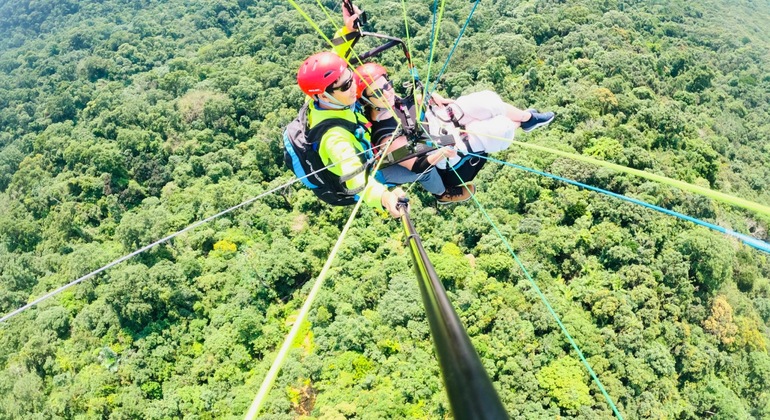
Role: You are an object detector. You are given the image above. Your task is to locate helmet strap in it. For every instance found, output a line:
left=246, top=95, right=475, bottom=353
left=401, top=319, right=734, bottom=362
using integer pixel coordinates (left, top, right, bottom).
left=359, top=96, right=375, bottom=107
left=361, top=95, right=390, bottom=112
left=371, top=107, right=393, bottom=122
left=315, top=94, right=349, bottom=110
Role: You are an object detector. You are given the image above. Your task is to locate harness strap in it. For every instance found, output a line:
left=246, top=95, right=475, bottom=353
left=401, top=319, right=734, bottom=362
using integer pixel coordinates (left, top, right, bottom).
left=308, top=114, right=371, bottom=198
left=445, top=105, right=476, bottom=154
left=339, top=183, right=365, bottom=196
left=396, top=98, right=419, bottom=140
left=331, top=30, right=360, bottom=46
left=338, top=165, right=366, bottom=183
left=376, top=132, right=456, bottom=169
left=378, top=142, right=434, bottom=168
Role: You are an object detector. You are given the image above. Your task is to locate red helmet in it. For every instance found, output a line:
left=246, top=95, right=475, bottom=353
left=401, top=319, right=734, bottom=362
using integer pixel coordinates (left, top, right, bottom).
left=354, top=62, right=388, bottom=98
left=297, top=52, right=348, bottom=96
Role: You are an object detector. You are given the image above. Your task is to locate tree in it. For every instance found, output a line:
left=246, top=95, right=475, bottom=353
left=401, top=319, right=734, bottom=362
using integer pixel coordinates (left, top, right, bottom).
left=675, top=230, right=734, bottom=294
left=703, top=295, right=738, bottom=347
left=376, top=275, right=423, bottom=328
left=536, top=356, right=593, bottom=413
left=683, top=376, right=750, bottom=419
left=2, top=0, right=770, bottom=417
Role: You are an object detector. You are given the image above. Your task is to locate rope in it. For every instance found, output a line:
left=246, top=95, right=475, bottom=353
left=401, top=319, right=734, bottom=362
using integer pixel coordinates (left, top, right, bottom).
left=400, top=0, right=419, bottom=86
left=429, top=0, right=481, bottom=94
left=0, top=148, right=375, bottom=324
left=466, top=152, right=770, bottom=254
left=418, top=0, right=447, bottom=120
left=244, top=99, right=405, bottom=417
left=447, top=166, right=626, bottom=420
left=244, top=196, right=366, bottom=418
left=287, top=0, right=336, bottom=46
left=426, top=0, right=440, bottom=77
left=316, top=0, right=341, bottom=28
left=433, top=122, right=770, bottom=218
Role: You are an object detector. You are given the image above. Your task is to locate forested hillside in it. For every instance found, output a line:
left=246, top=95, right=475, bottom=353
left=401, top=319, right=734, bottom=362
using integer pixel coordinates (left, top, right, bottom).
left=1, top=0, right=769, bottom=418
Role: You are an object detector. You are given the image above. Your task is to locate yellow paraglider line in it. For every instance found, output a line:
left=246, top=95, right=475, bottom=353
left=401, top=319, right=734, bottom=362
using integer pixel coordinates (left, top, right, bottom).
left=421, top=120, right=770, bottom=219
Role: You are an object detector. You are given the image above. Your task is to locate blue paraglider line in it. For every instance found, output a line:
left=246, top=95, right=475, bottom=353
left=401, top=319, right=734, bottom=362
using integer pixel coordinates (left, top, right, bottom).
left=466, top=152, right=770, bottom=255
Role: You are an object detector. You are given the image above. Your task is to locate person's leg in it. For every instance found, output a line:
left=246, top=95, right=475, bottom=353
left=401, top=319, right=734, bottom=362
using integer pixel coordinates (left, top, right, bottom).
left=453, top=91, right=506, bottom=124
left=502, top=102, right=557, bottom=130
left=466, top=116, right=517, bottom=153
left=451, top=90, right=553, bottom=131
left=504, top=104, right=531, bottom=122
left=414, top=166, right=446, bottom=196
left=452, top=91, right=552, bottom=128
left=519, top=109, right=555, bottom=132
left=376, top=165, right=446, bottom=195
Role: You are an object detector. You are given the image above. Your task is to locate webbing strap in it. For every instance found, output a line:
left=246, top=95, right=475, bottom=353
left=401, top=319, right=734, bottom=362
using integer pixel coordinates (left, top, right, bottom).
left=378, top=142, right=435, bottom=168
left=338, top=165, right=366, bottom=184
left=445, top=105, right=475, bottom=153
left=331, top=30, right=360, bottom=46
left=396, top=99, right=418, bottom=138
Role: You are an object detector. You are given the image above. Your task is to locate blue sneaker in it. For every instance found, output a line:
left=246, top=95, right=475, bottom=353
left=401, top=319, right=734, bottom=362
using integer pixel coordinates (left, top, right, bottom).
left=520, top=110, right=555, bottom=132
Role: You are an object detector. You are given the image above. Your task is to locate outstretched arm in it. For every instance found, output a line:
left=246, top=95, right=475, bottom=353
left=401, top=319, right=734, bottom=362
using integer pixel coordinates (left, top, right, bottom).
left=332, top=2, right=363, bottom=59
left=342, top=2, right=363, bottom=31
left=415, top=90, right=455, bottom=108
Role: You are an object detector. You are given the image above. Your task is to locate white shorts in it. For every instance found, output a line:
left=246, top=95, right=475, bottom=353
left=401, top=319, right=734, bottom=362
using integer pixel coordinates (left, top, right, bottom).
left=425, top=91, right=517, bottom=169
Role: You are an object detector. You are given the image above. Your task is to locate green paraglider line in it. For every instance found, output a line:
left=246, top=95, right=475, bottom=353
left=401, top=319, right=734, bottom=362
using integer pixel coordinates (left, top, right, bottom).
left=400, top=0, right=420, bottom=87
left=245, top=146, right=403, bottom=419
left=315, top=0, right=340, bottom=27
left=418, top=0, right=447, bottom=120
left=447, top=167, right=626, bottom=420
left=429, top=0, right=482, bottom=94
left=244, top=197, right=366, bottom=420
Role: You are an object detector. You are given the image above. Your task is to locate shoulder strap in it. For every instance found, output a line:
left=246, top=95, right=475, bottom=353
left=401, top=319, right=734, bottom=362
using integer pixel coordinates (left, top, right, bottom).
left=332, top=31, right=360, bottom=46
left=446, top=105, right=476, bottom=154
left=395, top=97, right=419, bottom=139
left=307, top=117, right=369, bottom=197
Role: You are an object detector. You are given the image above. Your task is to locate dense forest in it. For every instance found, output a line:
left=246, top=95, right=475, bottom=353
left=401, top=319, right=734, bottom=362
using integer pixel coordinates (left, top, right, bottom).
left=1, top=0, right=769, bottom=418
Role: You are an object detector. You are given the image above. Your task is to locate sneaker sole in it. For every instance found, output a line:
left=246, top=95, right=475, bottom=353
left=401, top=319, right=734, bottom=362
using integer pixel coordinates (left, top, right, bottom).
left=436, top=186, right=475, bottom=204
left=522, top=115, right=555, bottom=132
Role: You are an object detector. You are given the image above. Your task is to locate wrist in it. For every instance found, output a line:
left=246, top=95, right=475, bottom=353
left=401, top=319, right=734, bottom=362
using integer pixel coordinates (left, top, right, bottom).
left=380, top=190, right=391, bottom=209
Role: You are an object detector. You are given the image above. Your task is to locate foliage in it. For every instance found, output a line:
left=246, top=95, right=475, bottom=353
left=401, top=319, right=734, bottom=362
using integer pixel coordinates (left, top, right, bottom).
left=536, top=356, right=593, bottom=412
left=0, top=0, right=769, bottom=418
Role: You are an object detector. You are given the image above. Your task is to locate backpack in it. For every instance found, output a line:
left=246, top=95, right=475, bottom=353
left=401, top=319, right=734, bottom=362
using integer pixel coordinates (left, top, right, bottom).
left=282, top=103, right=369, bottom=206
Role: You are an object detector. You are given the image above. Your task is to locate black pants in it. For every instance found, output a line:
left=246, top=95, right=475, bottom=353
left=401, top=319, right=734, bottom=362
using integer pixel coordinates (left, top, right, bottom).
left=439, top=152, right=488, bottom=187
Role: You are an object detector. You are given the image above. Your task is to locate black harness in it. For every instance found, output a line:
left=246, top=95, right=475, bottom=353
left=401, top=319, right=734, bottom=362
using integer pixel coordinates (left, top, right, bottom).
left=307, top=117, right=372, bottom=198
left=373, top=95, right=455, bottom=169
left=444, top=104, right=477, bottom=154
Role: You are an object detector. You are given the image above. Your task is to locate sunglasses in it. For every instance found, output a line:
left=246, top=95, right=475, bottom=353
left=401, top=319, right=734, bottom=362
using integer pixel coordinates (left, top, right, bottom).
left=327, top=74, right=354, bottom=93
left=367, top=80, right=393, bottom=99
